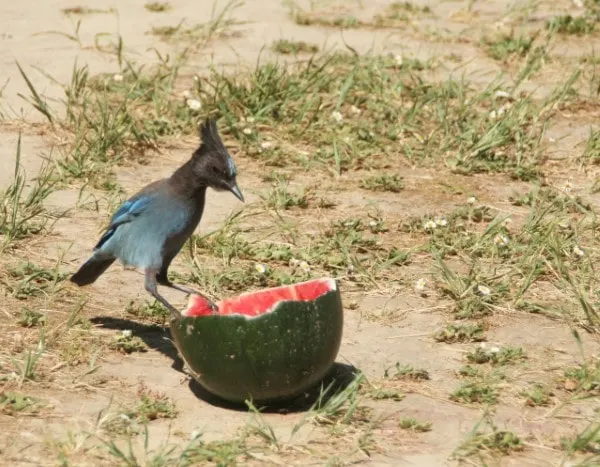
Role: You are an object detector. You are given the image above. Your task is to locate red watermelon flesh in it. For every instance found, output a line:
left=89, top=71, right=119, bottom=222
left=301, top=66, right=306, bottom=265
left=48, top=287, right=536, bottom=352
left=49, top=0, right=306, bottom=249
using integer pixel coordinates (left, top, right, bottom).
left=182, top=278, right=335, bottom=318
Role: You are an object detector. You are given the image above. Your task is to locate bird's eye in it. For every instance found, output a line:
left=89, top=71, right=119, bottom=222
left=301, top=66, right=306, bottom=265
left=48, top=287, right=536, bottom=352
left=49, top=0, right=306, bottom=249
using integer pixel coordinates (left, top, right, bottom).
left=211, top=166, right=220, bottom=175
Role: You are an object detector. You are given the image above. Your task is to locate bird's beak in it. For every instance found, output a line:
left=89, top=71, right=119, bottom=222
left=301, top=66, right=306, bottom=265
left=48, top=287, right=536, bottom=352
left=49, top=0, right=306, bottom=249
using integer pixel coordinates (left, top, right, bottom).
left=229, top=182, right=244, bottom=202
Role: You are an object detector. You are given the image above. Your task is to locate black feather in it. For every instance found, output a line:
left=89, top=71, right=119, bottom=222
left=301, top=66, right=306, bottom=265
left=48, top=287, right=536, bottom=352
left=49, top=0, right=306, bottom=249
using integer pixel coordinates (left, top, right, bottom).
left=70, top=256, right=116, bottom=286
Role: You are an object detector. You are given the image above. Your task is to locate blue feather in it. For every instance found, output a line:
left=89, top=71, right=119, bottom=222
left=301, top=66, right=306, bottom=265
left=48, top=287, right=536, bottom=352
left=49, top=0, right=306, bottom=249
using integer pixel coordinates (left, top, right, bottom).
left=95, top=195, right=154, bottom=250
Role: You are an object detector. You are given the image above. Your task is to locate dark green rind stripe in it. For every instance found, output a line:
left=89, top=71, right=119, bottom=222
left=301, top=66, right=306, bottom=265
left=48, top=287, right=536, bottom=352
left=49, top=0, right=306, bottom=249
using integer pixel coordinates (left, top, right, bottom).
left=170, top=286, right=343, bottom=404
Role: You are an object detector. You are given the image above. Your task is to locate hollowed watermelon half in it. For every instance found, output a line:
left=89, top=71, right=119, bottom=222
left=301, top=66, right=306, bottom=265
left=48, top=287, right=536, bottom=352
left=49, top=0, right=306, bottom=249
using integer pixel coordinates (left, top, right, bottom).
left=169, top=277, right=343, bottom=404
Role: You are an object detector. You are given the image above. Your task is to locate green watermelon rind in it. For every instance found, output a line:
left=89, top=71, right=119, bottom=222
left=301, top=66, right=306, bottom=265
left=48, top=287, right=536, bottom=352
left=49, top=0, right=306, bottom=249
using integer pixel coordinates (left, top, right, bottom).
left=169, top=279, right=343, bottom=404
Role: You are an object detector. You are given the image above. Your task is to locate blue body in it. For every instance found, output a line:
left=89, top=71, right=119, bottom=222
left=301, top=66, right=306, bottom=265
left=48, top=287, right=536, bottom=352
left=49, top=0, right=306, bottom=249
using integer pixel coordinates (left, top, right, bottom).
left=93, top=180, right=206, bottom=271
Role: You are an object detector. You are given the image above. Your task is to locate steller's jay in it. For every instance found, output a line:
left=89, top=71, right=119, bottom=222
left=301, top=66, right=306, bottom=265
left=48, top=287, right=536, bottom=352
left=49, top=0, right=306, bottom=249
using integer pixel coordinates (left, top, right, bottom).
left=70, top=117, right=244, bottom=318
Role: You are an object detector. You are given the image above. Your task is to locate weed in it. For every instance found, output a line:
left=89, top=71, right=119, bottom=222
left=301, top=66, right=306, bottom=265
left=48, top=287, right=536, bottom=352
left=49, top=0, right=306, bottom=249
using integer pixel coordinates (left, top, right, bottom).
left=580, top=128, right=600, bottom=166
left=434, top=323, right=486, bottom=343
left=0, top=135, right=56, bottom=249
left=125, top=300, right=170, bottom=325
left=62, top=7, right=116, bottom=15
left=561, top=421, right=600, bottom=457
left=6, top=261, right=68, bottom=299
left=144, top=1, right=171, bottom=12
left=455, top=423, right=523, bottom=458
left=17, top=308, right=46, bottom=328
left=360, top=174, right=404, bottom=193
left=128, top=383, right=177, bottom=422
left=484, top=34, right=534, bottom=61
left=521, top=383, right=552, bottom=406
left=384, top=363, right=430, bottom=381
left=548, top=15, right=596, bottom=35
left=451, top=382, right=498, bottom=405
left=466, top=345, right=526, bottom=366
left=0, top=391, right=40, bottom=414
left=271, top=39, right=318, bottom=55
left=399, top=417, right=432, bottom=432
left=109, top=331, right=148, bottom=354
left=11, top=340, right=45, bottom=383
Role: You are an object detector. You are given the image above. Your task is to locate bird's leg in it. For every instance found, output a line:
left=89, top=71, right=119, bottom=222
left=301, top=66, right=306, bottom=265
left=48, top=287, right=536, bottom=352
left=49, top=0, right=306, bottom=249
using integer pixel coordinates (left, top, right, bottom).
left=157, top=269, right=218, bottom=314
left=144, top=269, right=181, bottom=320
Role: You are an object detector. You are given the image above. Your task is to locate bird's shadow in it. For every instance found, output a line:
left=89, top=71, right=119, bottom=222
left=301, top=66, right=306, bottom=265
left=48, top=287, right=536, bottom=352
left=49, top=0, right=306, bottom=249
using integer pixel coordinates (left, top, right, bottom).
left=91, top=316, right=359, bottom=414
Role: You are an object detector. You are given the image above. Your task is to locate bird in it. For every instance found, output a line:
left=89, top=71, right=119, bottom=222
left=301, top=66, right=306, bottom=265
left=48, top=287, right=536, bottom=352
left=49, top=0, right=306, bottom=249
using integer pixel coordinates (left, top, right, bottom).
left=70, top=117, right=244, bottom=318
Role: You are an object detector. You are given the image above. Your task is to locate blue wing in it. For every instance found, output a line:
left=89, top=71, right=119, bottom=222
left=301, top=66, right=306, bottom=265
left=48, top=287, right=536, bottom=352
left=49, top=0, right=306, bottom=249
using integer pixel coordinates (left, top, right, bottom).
left=94, top=195, right=154, bottom=250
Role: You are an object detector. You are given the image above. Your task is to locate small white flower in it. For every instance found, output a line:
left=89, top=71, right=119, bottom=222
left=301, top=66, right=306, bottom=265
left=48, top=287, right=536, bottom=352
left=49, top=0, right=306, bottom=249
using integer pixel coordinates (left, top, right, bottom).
left=477, top=284, right=491, bottom=296
left=331, top=110, right=343, bottom=123
left=121, top=330, right=132, bottom=338
left=113, top=73, right=124, bottom=82
left=289, top=258, right=300, bottom=267
left=182, top=90, right=192, bottom=99
left=246, top=116, right=255, bottom=123
left=254, top=263, right=267, bottom=274
left=573, top=245, right=585, bottom=257
left=494, top=233, right=509, bottom=247
left=414, top=278, right=427, bottom=295
left=424, top=220, right=437, bottom=231
left=562, top=180, right=573, bottom=193
left=350, top=105, right=361, bottom=115
left=242, top=128, right=253, bottom=135
left=119, top=413, right=131, bottom=421
left=369, top=220, right=378, bottom=227
left=558, top=219, right=570, bottom=230
left=573, top=0, right=584, bottom=8
left=347, top=264, right=354, bottom=275
left=467, top=196, right=477, bottom=205
left=489, top=110, right=498, bottom=120
left=480, top=342, right=487, bottom=349
left=260, top=141, right=274, bottom=150
left=193, top=75, right=200, bottom=82
left=434, top=217, right=448, bottom=227
left=494, top=90, right=511, bottom=99
left=186, top=98, right=202, bottom=111
left=394, top=54, right=403, bottom=67
left=490, top=346, right=500, bottom=353
left=190, top=429, right=202, bottom=440
left=299, top=261, right=311, bottom=273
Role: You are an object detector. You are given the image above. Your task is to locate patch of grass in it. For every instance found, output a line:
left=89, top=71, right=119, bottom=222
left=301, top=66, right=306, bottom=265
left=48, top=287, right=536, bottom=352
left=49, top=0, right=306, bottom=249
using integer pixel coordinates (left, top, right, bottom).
left=6, top=261, right=68, bottom=299
left=434, top=323, right=486, bottom=343
left=384, top=363, right=430, bottom=381
left=128, top=383, right=177, bottom=422
left=262, top=179, right=310, bottom=210
left=548, top=15, right=596, bottom=35
left=300, top=372, right=372, bottom=427
left=144, top=1, right=171, bottom=12
left=561, top=421, right=600, bottom=459
left=580, top=128, right=600, bottom=166
left=399, top=417, right=432, bottom=432
left=466, top=345, right=526, bottom=366
left=125, top=300, right=170, bottom=325
left=0, top=391, right=40, bottom=415
left=62, top=6, right=116, bottom=15
left=563, top=359, right=600, bottom=394
left=271, top=39, right=318, bottom=55
left=360, top=173, right=404, bottom=193
left=521, top=383, right=553, bottom=406
left=109, top=331, right=148, bottom=354
left=483, top=34, right=534, bottom=61
left=17, top=308, right=46, bottom=328
left=455, top=417, right=523, bottom=459
left=0, top=135, right=57, bottom=249
left=451, top=382, right=498, bottom=405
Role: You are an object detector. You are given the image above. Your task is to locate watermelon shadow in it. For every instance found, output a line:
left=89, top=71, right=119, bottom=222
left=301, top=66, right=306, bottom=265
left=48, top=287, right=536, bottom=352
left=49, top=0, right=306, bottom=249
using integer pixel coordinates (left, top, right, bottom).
left=90, top=316, right=359, bottom=413
left=187, top=361, right=359, bottom=413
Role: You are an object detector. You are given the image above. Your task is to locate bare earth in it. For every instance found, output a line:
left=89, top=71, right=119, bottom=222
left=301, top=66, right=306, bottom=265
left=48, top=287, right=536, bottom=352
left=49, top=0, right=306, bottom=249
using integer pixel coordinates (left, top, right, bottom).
left=1, top=0, right=600, bottom=466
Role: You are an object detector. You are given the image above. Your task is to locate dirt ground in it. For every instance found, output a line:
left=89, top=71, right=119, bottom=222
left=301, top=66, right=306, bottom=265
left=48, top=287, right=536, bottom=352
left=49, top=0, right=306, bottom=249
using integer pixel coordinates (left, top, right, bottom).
left=1, top=0, right=600, bottom=466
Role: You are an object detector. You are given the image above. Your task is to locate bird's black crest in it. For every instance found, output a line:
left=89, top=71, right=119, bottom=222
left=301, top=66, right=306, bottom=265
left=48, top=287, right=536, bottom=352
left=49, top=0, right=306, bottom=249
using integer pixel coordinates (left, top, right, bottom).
left=197, top=117, right=226, bottom=154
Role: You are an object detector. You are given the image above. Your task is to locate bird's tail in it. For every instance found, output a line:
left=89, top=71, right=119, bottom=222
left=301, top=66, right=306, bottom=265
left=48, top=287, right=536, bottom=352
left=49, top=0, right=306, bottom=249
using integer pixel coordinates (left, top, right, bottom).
left=70, top=255, right=116, bottom=286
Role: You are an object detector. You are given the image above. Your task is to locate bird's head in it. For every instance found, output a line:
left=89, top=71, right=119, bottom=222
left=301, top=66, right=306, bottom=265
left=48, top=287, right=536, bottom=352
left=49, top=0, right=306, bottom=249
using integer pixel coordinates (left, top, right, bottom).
left=191, top=118, right=244, bottom=202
